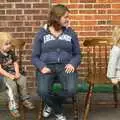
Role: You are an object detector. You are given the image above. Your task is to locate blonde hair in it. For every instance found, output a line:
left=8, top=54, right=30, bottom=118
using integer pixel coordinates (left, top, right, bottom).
left=112, top=26, right=120, bottom=46
left=0, top=32, right=15, bottom=48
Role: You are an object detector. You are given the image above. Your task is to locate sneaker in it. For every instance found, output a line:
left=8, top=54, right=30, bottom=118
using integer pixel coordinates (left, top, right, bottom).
left=15, top=102, right=19, bottom=109
left=43, top=105, right=52, bottom=117
left=22, top=99, right=35, bottom=110
left=8, top=101, right=20, bottom=118
left=55, top=114, right=66, bottom=120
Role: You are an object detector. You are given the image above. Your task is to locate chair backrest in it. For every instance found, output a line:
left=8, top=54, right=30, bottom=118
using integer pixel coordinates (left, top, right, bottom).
left=83, top=38, right=113, bottom=84
left=13, top=39, right=25, bottom=71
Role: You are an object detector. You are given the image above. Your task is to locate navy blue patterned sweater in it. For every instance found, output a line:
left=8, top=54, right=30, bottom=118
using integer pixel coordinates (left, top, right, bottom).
left=32, top=25, right=81, bottom=70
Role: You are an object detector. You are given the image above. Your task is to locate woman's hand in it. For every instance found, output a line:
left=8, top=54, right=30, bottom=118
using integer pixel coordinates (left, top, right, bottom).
left=65, top=64, right=75, bottom=73
left=41, top=67, right=51, bottom=74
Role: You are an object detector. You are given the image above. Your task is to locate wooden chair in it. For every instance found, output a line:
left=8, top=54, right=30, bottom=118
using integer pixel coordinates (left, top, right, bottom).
left=83, top=38, right=118, bottom=120
left=12, top=39, right=25, bottom=71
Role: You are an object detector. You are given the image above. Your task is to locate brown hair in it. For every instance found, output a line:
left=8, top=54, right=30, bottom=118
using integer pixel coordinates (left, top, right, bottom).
left=112, top=26, right=120, bottom=46
left=47, top=4, right=69, bottom=31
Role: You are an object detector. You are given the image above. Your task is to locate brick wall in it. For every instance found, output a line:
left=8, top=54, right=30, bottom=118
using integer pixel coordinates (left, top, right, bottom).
left=0, top=0, right=120, bottom=93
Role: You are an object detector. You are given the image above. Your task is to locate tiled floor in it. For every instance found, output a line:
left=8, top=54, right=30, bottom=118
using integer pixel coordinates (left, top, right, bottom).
left=0, top=92, right=120, bottom=120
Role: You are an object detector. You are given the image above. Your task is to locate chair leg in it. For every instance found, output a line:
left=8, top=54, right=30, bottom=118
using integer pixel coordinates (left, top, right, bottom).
left=113, top=84, right=118, bottom=108
left=73, top=95, right=80, bottom=120
left=38, top=97, right=44, bottom=120
left=83, top=83, right=93, bottom=120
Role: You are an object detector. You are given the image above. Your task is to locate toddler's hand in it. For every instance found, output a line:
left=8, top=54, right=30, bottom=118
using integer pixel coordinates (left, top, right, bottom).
left=15, top=73, right=21, bottom=79
left=111, top=79, right=118, bottom=84
left=9, top=74, right=16, bottom=80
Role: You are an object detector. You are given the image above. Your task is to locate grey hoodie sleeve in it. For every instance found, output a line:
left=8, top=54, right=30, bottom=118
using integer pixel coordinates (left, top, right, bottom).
left=32, top=30, right=46, bottom=70
left=69, top=31, right=81, bottom=68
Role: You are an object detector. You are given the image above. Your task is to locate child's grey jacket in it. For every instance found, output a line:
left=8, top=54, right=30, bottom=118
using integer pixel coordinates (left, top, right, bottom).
left=107, top=45, right=120, bottom=80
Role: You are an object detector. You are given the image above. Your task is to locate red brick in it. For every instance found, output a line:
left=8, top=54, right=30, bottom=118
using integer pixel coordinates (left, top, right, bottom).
left=25, top=21, right=41, bottom=26
left=112, top=15, right=120, bottom=20
left=96, top=0, right=112, bottom=3
left=112, top=4, right=120, bottom=9
left=24, top=0, right=40, bottom=2
left=98, top=10, right=106, bottom=14
left=26, top=16, right=32, bottom=20
left=0, top=4, right=12, bottom=9
left=85, top=4, right=93, bottom=8
left=70, top=21, right=79, bottom=25
left=25, top=44, right=32, bottom=49
left=70, top=0, right=96, bottom=3
left=95, top=15, right=111, bottom=20
left=0, top=10, right=5, bottom=14
left=33, top=3, right=49, bottom=8
left=79, top=10, right=96, bottom=14
left=97, top=31, right=112, bottom=36
left=79, top=21, right=96, bottom=25
left=70, top=10, right=79, bottom=14
left=69, top=15, right=84, bottom=20
left=67, top=4, right=83, bottom=9
left=0, top=16, right=15, bottom=20
left=7, top=0, right=22, bottom=2
left=12, top=33, right=24, bottom=38
left=41, top=0, right=49, bottom=2
left=107, top=10, right=120, bottom=14
left=84, top=15, right=95, bottom=20
left=52, top=0, right=68, bottom=3
left=0, top=27, right=15, bottom=32
left=16, top=27, right=32, bottom=32
left=15, top=3, right=31, bottom=8
left=6, top=10, right=22, bottom=14
left=33, top=15, right=48, bottom=20
left=94, top=4, right=111, bottom=8
left=112, top=21, right=120, bottom=25
left=94, top=26, right=112, bottom=31
left=0, top=22, right=8, bottom=26
left=80, top=32, right=96, bottom=36
left=24, top=10, right=40, bottom=14
left=111, top=0, right=120, bottom=3
left=8, top=21, right=23, bottom=26
left=25, top=32, right=35, bottom=38
left=16, top=16, right=26, bottom=20
left=41, top=9, right=49, bottom=14
left=84, top=26, right=93, bottom=31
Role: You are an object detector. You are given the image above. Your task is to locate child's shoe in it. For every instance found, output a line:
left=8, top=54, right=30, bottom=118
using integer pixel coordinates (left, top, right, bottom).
left=22, top=99, right=35, bottom=110
left=8, top=100, right=20, bottom=118
left=55, top=113, right=66, bottom=120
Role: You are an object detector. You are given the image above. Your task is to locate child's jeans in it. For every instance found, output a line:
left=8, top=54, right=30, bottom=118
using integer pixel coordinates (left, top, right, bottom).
left=4, top=74, right=30, bottom=102
left=0, top=76, right=6, bottom=92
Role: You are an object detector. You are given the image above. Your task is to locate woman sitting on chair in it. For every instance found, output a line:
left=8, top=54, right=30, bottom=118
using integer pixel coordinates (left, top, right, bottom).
left=32, top=4, right=81, bottom=120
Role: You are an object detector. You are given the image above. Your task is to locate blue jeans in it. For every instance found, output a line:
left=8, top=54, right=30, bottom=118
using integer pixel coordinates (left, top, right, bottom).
left=36, top=63, right=78, bottom=114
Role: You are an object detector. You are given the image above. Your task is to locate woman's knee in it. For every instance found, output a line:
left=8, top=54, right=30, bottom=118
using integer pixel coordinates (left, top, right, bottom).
left=37, top=87, right=49, bottom=96
left=67, top=86, right=76, bottom=96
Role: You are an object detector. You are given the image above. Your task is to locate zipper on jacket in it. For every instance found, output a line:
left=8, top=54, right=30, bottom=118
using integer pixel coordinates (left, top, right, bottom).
left=58, top=57, right=60, bottom=62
